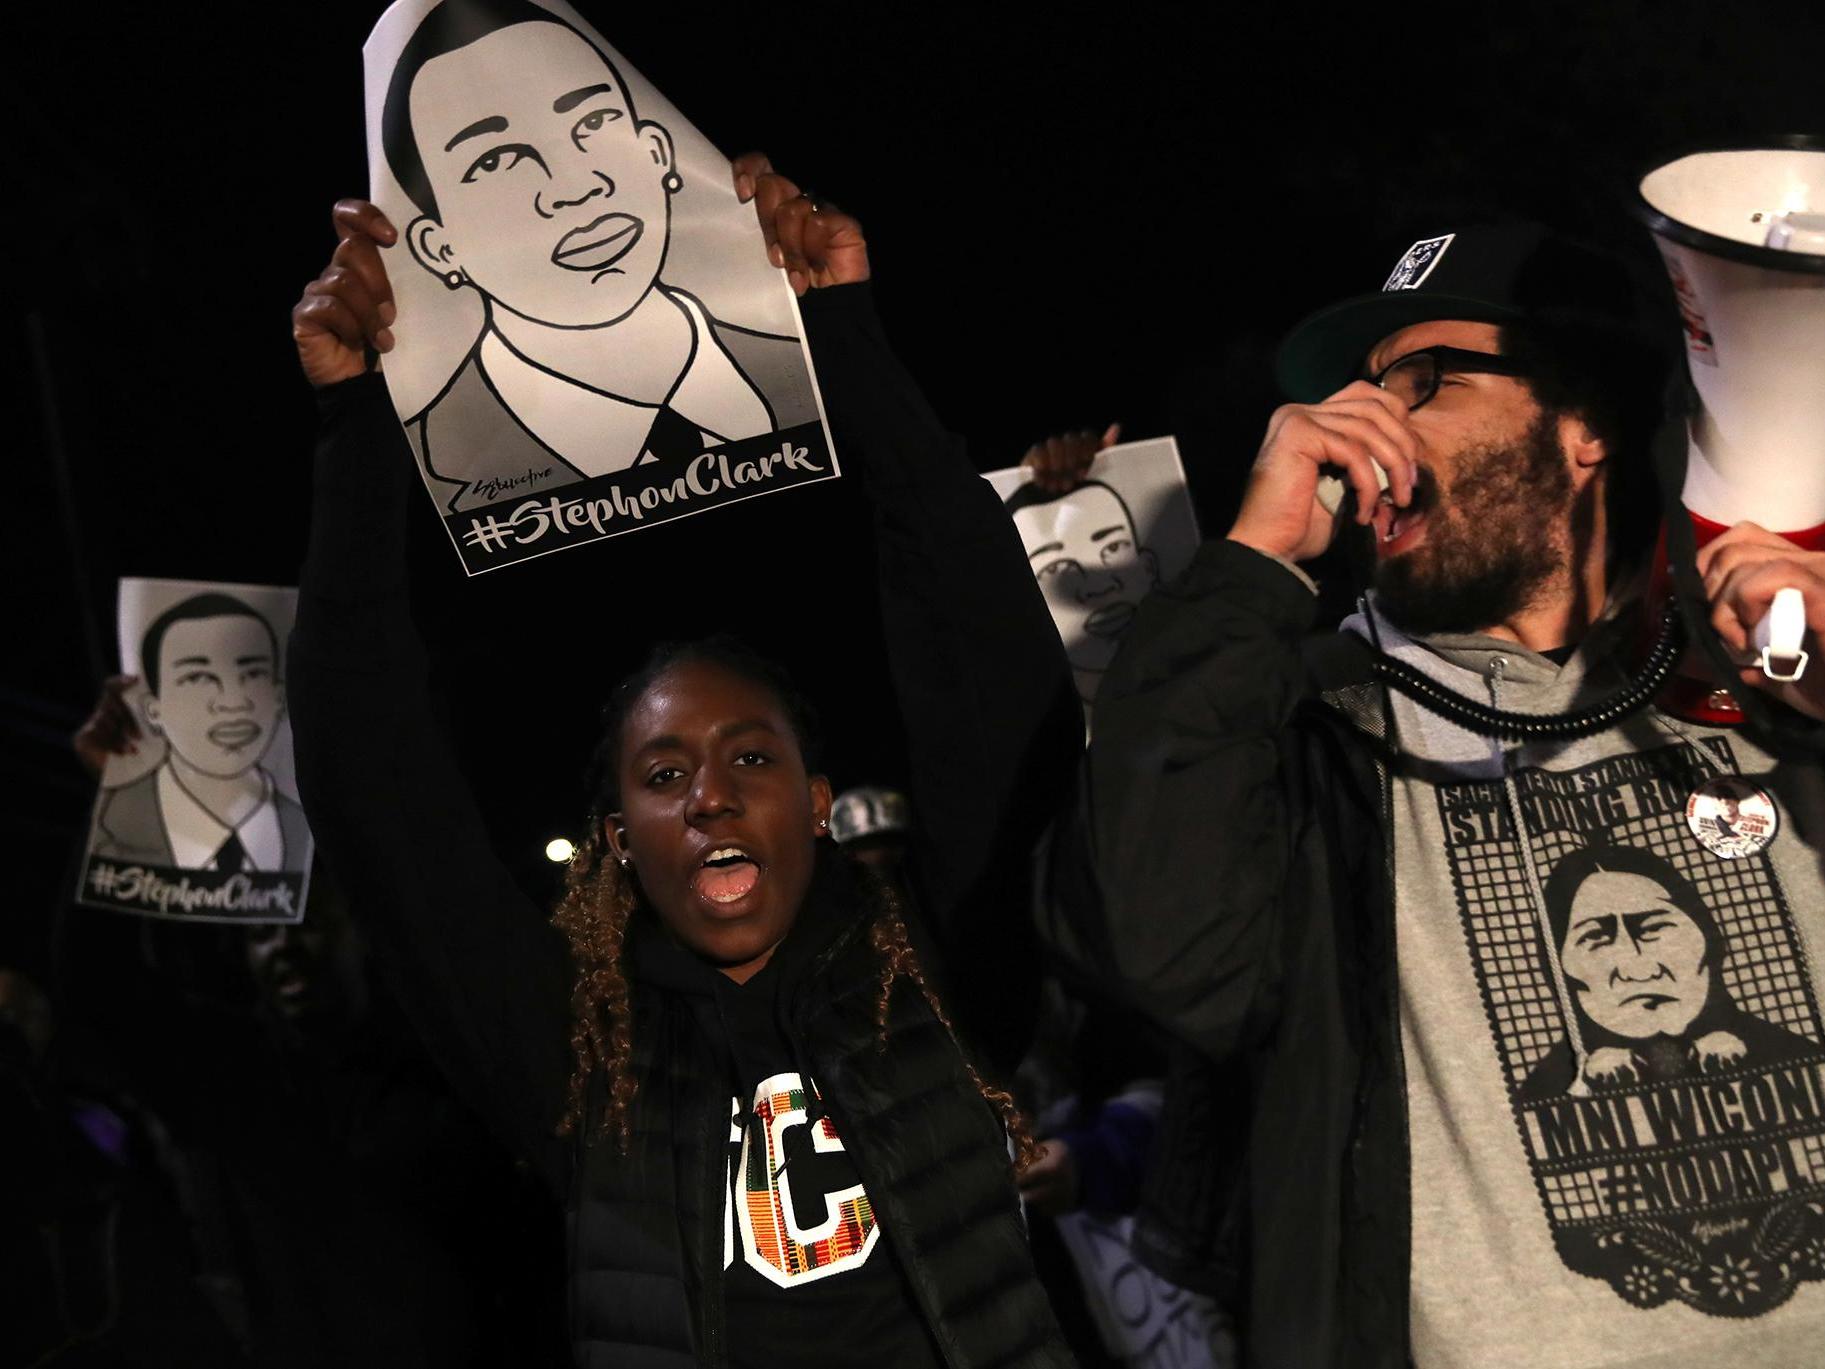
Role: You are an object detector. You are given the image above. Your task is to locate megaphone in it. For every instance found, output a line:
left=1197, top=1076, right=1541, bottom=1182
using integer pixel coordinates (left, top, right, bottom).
left=1637, top=138, right=1825, bottom=697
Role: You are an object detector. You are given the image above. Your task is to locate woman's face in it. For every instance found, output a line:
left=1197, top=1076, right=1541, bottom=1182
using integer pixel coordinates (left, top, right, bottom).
left=607, top=661, right=830, bottom=982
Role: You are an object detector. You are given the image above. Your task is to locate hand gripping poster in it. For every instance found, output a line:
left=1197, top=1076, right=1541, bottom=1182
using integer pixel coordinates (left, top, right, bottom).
left=363, top=0, right=839, bottom=574
left=985, top=438, right=1200, bottom=713
left=78, top=579, right=311, bottom=923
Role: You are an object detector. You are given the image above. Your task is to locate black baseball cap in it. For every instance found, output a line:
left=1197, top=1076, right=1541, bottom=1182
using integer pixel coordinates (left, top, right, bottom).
left=1275, top=222, right=1649, bottom=402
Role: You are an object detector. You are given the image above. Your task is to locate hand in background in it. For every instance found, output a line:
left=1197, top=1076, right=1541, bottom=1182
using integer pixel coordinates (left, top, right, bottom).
left=73, top=675, right=141, bottom=779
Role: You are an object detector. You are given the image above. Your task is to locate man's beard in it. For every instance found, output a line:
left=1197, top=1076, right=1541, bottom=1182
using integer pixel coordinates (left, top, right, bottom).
left=1374, top=411, right=1574, bottom=637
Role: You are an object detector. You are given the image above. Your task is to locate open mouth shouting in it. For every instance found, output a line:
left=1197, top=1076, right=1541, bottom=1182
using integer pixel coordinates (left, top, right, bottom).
left=1372, top=470, right=1436, bottom=556
left=692, top=845, right=762, bottom=907
left=552, top=212, right=644, bottom=273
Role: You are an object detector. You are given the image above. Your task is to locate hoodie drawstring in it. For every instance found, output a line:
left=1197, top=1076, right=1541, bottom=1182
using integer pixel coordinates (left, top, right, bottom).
left=1488, top=655, right=1594, bottom=1097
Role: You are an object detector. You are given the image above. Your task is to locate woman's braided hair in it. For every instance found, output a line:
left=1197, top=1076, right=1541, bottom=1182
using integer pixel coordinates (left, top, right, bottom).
left=550, top=637, right=1037, bottom=1170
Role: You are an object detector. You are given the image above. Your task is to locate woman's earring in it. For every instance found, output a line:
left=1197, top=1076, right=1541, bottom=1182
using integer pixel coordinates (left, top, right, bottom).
left=662, top=171, right=682, bottom=194
left=444, top=270, right=464, bottom=290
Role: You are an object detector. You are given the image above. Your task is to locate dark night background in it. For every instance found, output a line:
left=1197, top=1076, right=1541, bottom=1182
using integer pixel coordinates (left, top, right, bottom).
left=4, top=0, right=1822, bottom=977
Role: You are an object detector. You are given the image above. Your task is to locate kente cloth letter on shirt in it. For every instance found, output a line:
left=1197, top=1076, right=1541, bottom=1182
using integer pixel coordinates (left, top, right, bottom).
left=363, top=0, right=840, bottom=575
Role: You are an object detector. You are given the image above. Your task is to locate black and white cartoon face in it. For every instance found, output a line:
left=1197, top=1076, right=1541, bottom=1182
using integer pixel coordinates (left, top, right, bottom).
left=392, top=14, right=676, bottom=329
left=1007, top=480, right=1160, bottom=688
left=141, top=597, right=284, bottom=782
left=1559, top=869, right=1712, bottom=1040
left=364, top=0, right=840, bottom=572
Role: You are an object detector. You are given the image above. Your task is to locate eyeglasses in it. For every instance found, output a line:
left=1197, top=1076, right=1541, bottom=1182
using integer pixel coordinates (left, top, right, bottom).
left=1369, top=345, right=1534, bottom=411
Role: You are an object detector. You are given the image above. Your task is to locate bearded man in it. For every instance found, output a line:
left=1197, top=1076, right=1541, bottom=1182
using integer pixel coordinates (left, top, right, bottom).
left=1042, top=224, right=1825, bottom=1367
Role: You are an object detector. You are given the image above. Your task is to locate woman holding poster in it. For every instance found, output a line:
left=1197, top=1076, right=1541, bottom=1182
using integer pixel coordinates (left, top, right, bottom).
left=289, top=158, right=1079, bottom=1365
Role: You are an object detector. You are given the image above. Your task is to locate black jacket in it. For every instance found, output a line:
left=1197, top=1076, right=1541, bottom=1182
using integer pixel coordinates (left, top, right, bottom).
left=1039, top=539, right=1409, bottom=1368
left=290, top=284, right=1081, bottom=1367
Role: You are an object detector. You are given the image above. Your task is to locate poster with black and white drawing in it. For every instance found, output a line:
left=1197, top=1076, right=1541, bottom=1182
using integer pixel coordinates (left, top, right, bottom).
left=362, top=0, right=839, bottom=575
left=78, top=579, right=311, bottom=924
left=986, top=438, right=1199, bottom=710
left=1443, top=738, right=1825, bottom=1316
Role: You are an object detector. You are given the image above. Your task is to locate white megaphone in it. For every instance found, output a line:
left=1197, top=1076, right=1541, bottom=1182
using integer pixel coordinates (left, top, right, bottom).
left=1638, top=138, right=1825, bottom=688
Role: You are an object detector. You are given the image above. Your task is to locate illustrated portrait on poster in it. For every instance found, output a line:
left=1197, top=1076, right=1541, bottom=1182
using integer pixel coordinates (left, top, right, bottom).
left=79, top=579, right=311, bottom=923
left=363, top=0, right=839, bottom=574
left=986, top=438, right=1199, bottom=712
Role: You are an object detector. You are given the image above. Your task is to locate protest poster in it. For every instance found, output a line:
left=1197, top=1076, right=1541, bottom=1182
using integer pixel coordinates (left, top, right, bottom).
left=1054, top=1212, right=1235, bottom=1368
left=986, top=437, right=1200, bottom=711
left=78, top=579, right=311, bottom=924
left=362, top=0, right=840, bottom=575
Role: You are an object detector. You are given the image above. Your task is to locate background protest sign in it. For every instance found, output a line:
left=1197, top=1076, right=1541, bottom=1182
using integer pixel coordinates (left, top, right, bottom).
left=78, top=579, right=311, bottom=924
left=363, top=0, right=839, bottom=575
left=1055, top=1212, right=1235, bottom=1367
left=986, top=438, right=1200, bottom=713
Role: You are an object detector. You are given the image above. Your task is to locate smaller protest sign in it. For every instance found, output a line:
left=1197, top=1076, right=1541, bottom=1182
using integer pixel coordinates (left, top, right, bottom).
left=986, top=437, right=1201, bottom=712
left=77, top=579, right=311, bottom=924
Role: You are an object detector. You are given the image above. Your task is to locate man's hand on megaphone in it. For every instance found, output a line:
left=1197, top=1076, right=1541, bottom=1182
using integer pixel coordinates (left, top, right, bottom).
left=1227, top=381, right=1419, bottom=564
left=1699, top=521, right=1825, bottom=721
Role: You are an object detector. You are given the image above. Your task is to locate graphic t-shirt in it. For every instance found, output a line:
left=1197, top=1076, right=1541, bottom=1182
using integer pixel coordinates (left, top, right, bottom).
left=721, top=1070, right=940, bottom=1369
left=1358, top=611, right=1825, bottom=1368
left=702, top=951, right=940, bottom=1369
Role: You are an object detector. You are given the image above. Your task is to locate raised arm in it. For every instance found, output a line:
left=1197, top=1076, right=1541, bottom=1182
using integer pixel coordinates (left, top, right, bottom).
left=737, top=158, right=1079, bottom=1063
left=287, top=201, right=572, bottom=1185
left=1043, top=380, right=1415, bottom=1059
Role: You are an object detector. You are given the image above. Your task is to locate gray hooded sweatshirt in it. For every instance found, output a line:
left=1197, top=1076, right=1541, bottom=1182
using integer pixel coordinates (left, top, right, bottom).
left=1346, top=595, right=1825, bottom=1368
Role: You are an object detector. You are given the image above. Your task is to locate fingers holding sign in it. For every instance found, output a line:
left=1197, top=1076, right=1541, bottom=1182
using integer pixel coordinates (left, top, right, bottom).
left=1021, top=424, right=1123, bottom=495
left=733, top=152, right=870, bottom=296
left=292, top=199, right=400, bottom=389
left=73, top=675, right=142, bottom=779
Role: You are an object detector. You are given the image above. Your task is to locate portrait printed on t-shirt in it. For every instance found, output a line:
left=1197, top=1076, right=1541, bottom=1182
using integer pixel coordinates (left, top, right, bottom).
left=986, top=438, right=1200, bottom=717
left=362, top=0, right=839, bottom=574
left=1440, top=738, right=1825, bottom=1318
left=79, top=578, right=311, bottom=924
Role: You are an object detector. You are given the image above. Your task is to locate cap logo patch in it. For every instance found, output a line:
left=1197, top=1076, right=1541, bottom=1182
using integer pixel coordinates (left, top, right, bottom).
left=1383, top=234, right=1456, bottom=292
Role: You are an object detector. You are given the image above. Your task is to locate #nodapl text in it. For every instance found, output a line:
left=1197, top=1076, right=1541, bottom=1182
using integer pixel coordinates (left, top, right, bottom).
left=462, top=442, right=826, bottom=555
left=87, top=861, right=299, bottom=918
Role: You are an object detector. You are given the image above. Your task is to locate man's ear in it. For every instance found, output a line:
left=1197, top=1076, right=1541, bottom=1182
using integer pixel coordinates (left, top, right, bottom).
left=407, top=214, right=463, bottom=282
left=1559, top=412, right=1607, bottom=476
left=1138, top=546, right=1160, bottom=586
left=808, top=774, right=833, bottom=835
left=602, top=814, right=630, bottom=864
left=640, top=120, right=678, bottom=180
left=142, top=693, right=163, bottom=734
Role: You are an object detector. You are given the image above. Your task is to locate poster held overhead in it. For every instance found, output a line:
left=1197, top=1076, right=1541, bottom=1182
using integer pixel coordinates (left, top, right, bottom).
left=986, top=438, right=1201, bottom=715
left=78, top=579, right=312, bottom=924
left=362, top=0, right=840, bottom=575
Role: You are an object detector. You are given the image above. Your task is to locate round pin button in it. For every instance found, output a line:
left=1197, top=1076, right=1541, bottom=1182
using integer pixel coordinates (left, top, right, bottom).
left=1685, top=777, right=1778, bottom=858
